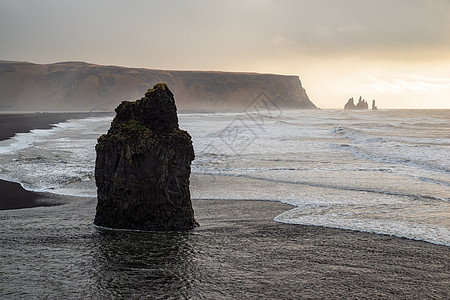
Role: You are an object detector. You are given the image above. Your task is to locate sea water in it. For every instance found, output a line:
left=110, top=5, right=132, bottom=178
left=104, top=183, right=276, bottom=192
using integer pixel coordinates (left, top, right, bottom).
left=0, top=110, right=449, bottom=246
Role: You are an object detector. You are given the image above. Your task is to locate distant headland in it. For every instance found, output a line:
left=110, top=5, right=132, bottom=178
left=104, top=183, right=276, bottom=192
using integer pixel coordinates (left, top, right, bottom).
left=344, top=96, right=378, bottom=110
left=0, top=60, right=317, bottom=112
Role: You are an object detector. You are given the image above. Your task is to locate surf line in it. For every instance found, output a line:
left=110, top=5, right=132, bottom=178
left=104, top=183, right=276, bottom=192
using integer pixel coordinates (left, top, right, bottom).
left=195, top=172, right=450, bottom=203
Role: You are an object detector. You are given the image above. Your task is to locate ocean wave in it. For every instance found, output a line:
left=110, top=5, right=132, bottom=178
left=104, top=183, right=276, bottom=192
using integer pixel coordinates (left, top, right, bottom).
left=1, top=110, right=449, bottom=247
left=194, top=171, right=450, bottom=203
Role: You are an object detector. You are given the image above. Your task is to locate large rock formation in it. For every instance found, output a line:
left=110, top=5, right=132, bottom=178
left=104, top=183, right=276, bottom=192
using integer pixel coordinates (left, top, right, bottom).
left=344, top=96, right=369, bottom=110
left=344, top=97, right=357, bottom=110
left=0, top=60, right=317, bottom=111
left=94, top=83, right=198, bottom=230
left=372, top=100, right=378, bottom=110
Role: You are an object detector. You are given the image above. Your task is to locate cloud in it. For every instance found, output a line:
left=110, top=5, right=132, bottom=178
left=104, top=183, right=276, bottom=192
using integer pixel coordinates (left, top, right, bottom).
left=337, top=22, right=365, bottom=34
left=362, top=74, right=450, bottom=94
left=1, top=0, right=450, bottom=70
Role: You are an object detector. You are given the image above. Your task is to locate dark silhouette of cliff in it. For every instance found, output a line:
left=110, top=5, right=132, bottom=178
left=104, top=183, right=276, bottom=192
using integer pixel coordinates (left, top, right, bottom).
left=0, top=60, right=317, bottom=112
left=344, top=96, right=369, bottom=110
left=94, top=83, right=197, bottom=230
left=372, top=100, right=378, bottom=110
left=344, top=97, right=357, bottom=110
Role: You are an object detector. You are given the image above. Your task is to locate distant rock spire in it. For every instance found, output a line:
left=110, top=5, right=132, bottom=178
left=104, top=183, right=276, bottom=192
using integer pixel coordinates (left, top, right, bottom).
left=344, top=96, right=369, bottom=110
left=344, top=97, right=356, bottom=110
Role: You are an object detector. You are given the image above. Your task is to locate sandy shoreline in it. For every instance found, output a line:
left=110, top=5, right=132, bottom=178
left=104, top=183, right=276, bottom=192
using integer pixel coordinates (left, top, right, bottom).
left=0, top=112, right=111, bottom=210
left=0, top=112, right=112, bottom=141
left=0, top=113, right=449, bottom=298
left=0, top=179, right=54, bottom=210
left=192, top=199, right=450, bottom=298
left=1, top=197, right=448, bottom=298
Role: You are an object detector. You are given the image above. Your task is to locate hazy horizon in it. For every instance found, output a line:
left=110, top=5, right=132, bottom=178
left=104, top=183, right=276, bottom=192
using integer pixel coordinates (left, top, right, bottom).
left=1, top=0, right=449, bottom=109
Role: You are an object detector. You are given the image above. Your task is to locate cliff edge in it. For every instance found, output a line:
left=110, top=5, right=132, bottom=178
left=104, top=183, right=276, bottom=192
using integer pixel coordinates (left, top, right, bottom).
left=0, top=61, right=317, bottom=111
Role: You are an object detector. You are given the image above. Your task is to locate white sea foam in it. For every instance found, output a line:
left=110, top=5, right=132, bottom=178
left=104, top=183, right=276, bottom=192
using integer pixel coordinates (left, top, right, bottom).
left=185, top=110, right=450, bottom=246
left=0, top=110, right=449, bottom=245
left=0, top=116, right=112, bottom=196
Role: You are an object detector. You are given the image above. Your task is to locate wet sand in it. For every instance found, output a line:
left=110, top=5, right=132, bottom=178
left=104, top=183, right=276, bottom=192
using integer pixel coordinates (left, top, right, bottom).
left=0, top=112, right=112, bottom=141
left=0, top=179, right=54, bottom=210
left=192, top=200, right=450, bottom=299
left=1, top=197, right=448, bottom=298
left=0, top=112, right=111, bottom=210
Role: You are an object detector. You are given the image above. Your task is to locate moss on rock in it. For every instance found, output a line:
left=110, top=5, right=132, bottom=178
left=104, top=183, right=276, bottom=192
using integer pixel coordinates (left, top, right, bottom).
left=94, top=83, right=197, bottom=231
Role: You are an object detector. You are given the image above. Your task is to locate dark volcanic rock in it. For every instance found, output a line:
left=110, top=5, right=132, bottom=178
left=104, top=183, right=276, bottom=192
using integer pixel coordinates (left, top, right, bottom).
left=356, top=96, right=369, bottom=110
left=344, top=97, right=356, bottom=110
left=372, top=100, right=378, bottom=110
left=344, top=96, right=369, bottom=110
left=94, top=83, right=198, bottom=230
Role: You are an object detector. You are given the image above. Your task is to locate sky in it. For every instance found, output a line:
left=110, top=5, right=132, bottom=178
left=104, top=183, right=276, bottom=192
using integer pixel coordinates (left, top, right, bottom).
left=1, top=0, right=450, bottom=109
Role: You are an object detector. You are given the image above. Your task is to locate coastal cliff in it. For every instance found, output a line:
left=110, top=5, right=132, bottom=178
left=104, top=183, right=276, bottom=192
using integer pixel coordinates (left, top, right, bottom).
left=0, top=60, right=316, bottom=111
left=94, top=83, right=197, bottom=230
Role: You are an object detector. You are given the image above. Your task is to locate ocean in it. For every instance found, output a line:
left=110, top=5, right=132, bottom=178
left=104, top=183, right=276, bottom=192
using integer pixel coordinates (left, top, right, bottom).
left=1, top=109, right=449, bottom=298
left=0, top=110, right=449, bottom=246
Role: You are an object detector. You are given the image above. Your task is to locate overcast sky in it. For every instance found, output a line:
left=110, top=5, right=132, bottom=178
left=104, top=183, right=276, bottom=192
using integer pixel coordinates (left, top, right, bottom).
left=1, top=0, right=450, bottom=108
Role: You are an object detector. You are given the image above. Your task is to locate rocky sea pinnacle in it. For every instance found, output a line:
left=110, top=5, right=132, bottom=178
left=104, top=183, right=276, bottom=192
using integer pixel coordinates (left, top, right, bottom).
left=94, top=83, right=198, bottom=230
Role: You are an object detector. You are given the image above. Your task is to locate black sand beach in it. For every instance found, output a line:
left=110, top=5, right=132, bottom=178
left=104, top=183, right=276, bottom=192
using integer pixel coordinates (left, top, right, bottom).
left=0, top=112, right=112, bottom=210
left=0, top=113, right=449, bottom=299
left=1, top=198, right=448, bottom=299
left=192, top=200, right=450, bottom=299
left=0, top=112, right=112, bottom=141
left=0, top=179, right=53, bottom=210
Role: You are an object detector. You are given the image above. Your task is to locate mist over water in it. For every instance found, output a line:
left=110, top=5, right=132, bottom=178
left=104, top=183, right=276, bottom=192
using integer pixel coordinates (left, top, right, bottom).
left=0, top=110, right=449, bottom=245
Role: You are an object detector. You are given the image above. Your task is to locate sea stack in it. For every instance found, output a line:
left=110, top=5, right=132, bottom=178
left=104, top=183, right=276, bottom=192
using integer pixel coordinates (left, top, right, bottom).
left=372, top=100, right=378, bottom=110
left=344, top=97, right=356, bottom=110
left=344, top=96, right=369, bottom=110
left=94, top=83, right=198, bottom=230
